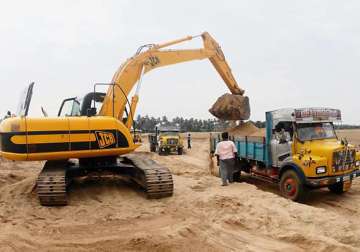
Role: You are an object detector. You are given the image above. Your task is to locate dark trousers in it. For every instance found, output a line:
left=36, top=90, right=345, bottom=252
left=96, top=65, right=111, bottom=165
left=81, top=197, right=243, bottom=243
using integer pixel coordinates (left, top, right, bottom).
left=219, top=158, right=235, bottom=185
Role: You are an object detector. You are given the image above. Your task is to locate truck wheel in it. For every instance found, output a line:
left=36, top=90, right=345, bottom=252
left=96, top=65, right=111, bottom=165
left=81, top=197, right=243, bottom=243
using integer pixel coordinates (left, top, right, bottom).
left=279, top=170, right=308, bottom=202
left=177, top=148, right=183, bottom=155
left=150, top=145, right=156, bottom=152
left=159, top=149, right=168, bottom=156
left=328, top=181, right=352, bottom=194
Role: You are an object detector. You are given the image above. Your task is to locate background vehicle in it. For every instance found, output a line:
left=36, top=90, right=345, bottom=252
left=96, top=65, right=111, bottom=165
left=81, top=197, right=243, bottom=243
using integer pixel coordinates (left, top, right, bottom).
left=149, top=126, right=184, bottom=155
left=210, top=107, right=360, bottom=202
left=0, top=32, right=248, bottom=206
left=131, top=129, right=142, bottom=143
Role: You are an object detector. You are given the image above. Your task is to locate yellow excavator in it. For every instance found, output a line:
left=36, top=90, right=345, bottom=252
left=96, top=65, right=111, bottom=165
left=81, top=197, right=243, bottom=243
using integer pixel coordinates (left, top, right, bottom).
left=0, top=32, right=249, bottom=206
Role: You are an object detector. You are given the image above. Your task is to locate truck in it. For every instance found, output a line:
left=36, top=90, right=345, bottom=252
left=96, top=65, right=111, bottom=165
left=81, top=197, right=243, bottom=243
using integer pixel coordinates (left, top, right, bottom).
left=149, top=126, right=184, bottom=155
left=210, top=107, right=360, bottom=202
left=131, top=129, right=142, bottom=143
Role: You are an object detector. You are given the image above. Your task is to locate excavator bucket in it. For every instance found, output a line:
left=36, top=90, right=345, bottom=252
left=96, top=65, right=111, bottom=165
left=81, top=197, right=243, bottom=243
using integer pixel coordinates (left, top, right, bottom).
left=209, top=93, right=250, bottom=120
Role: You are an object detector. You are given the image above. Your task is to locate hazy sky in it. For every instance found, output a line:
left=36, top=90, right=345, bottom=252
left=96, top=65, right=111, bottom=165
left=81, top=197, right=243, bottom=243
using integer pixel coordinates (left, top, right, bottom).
left=1, top=0, right=359, bottom=124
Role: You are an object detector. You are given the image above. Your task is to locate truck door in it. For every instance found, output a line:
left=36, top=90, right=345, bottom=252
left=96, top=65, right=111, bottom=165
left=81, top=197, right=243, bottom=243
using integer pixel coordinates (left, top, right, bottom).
left=271, top=122, right=292, bottom=167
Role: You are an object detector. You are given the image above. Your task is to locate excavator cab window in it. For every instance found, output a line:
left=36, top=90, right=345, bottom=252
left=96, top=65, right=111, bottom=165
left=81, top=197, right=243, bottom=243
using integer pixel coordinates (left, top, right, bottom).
left=58, top=92, right=106, bottom=117
left=16, top=82, right=34, bottom=117
left=58, top=97, right=81, bottom=117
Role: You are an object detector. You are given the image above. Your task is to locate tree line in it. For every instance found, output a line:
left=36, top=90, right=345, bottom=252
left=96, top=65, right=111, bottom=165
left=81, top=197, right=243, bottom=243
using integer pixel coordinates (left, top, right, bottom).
left=134, top=115, right=266, bottom=132
left=134, top=115, right=360, bottom=132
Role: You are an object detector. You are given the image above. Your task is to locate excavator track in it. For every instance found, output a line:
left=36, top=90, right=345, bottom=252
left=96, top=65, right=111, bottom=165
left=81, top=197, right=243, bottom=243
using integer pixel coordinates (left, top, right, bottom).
left=125, top=155, right=174, bottom=199
left=36, top=161, right=69, bottom=206
left=35, top=157, right=173, bottom=206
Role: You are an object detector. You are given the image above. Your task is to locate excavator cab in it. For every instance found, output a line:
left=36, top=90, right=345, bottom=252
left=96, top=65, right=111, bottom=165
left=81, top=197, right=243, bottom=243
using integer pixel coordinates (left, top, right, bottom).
left=57, top=92, right=106, bottom=117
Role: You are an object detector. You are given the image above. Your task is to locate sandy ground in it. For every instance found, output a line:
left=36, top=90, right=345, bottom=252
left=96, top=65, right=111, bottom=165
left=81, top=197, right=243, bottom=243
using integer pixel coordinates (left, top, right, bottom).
left=0, top=130, right=360, bottom=251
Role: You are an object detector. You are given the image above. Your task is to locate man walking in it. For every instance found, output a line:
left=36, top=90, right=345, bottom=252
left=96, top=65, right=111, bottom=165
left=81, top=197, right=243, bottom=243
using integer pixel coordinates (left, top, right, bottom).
left=215, top=132, right=237, bottom=186
left=187, top=133, right=191, bottom=149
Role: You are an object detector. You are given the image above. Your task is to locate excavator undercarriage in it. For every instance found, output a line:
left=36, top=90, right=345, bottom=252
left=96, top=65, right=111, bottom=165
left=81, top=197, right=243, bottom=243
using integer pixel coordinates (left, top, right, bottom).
left=36, top=155, right=173, bottom=206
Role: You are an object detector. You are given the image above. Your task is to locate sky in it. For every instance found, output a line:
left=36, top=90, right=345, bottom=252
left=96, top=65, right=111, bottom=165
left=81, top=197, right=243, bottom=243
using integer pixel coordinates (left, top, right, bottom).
left=0, top=0, right=359, bottom=124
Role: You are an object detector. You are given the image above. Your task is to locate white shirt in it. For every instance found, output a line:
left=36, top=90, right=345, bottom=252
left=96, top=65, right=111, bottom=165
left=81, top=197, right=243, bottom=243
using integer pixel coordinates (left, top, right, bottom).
left=215, top=140, right=237, bottom=160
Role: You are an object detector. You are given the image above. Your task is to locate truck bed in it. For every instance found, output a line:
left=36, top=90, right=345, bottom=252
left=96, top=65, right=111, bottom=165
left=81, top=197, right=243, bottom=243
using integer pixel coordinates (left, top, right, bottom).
left=210, top=133, right=267, bottom=163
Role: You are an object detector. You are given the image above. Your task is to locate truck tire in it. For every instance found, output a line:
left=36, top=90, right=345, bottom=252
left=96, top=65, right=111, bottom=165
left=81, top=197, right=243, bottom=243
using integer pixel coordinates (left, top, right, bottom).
left=158, top=148, right=168, bottom=156
left=238, top=158, right=250, bottom=173
left=177, top=148, right=183, bottom=155
left=328, top=181, right=352, bottom=194
left=150, top=145, right=156, bottom=152
left=279, top=170, right=308, bottom=202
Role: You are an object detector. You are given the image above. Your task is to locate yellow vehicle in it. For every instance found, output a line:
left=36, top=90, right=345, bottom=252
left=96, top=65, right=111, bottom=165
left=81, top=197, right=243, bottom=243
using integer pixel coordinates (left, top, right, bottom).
left=131, top=129, right=142, bottom=143
left=0, top=32, right=248, bottom=206
left=149, top=127, right=184, bottom=155
left=210, top=108, right=360, bottom=202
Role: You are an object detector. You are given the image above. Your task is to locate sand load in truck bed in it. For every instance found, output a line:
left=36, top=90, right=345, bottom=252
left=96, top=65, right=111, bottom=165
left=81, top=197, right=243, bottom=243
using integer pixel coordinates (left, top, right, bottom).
left=209, top=93, right=250, bottom=120
left=227, top=121, right=265, bottom=137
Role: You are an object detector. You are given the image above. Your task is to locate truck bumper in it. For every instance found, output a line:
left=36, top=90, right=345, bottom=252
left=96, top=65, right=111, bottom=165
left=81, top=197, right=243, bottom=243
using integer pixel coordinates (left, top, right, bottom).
left=160, top=146, right=179, bottom=152
left=306, top=169, right=360, bottom=188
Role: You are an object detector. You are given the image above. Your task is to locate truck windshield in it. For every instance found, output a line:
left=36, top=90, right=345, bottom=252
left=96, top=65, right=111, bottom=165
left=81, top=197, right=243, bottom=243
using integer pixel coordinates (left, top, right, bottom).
left=296, top=122, right=336, bottom=141
left=161, top=132, right=178, bottom=136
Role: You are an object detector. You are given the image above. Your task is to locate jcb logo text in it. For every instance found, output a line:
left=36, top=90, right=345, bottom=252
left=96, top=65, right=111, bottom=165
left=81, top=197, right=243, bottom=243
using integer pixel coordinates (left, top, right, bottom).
left=95, top=131, right=116, bottom=148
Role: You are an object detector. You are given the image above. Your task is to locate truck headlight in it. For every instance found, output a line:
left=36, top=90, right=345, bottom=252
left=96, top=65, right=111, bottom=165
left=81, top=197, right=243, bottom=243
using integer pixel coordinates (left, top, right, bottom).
left=316, top=166, right=326, bottom=174
left=356, top=161, right=360, bottom=167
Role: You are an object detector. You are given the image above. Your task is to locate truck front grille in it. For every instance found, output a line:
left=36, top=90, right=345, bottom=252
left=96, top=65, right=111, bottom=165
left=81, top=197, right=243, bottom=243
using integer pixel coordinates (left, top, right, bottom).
left=333, top=149, right=355, bottom=172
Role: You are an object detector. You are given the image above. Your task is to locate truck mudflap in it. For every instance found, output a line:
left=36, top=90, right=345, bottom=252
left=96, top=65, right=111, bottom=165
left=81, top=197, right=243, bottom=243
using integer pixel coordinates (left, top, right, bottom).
left=305, top=169, right=360, bottom=188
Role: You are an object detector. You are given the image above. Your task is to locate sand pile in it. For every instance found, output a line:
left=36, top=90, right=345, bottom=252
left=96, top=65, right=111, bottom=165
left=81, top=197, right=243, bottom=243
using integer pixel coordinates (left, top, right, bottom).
left=209, top=93, right=250, bottom=120
left=227, top=121, right=265, bottom=137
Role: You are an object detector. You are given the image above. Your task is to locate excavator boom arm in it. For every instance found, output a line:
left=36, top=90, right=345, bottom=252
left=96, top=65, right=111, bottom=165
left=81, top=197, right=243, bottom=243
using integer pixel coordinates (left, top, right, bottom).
left=99, top=32, right=245, bottom=126
left=201, top=33, right=244, bottom=95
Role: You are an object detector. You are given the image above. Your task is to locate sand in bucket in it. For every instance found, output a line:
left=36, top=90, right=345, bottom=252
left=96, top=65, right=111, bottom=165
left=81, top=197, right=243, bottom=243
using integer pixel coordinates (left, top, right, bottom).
left=209, top=93, right=250, bottom=120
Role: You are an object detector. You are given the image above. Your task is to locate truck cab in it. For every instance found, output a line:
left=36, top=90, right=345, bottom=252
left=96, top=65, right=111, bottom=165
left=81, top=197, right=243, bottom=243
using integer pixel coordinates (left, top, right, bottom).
left=149, top=126, right=184, bottom=155
left=211, top=107, right=360, bottom=202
